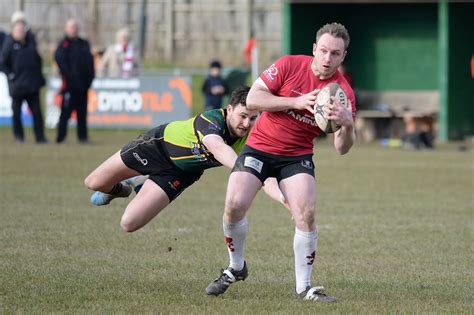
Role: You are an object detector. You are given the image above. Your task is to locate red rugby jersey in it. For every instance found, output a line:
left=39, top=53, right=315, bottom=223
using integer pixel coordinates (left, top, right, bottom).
left=246, top=55, right=356, bottom=156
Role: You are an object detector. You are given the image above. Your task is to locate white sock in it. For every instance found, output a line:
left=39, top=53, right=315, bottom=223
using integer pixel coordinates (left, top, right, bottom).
left=223, top=217, right=248, bottom=271
left=293, top=227, right=318, bottom=294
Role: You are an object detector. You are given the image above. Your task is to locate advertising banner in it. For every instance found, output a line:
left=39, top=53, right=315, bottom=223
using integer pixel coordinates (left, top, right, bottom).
left=45, top=76, right=192, bottom=129
left=0, top=72, right=33, bottom=126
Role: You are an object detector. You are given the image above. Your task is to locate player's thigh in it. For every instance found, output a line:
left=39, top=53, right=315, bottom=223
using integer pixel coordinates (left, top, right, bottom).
left=120, top=179, right=170, bottom=232
left=225, top=171, right=263, bottom=221
left=279, top=173, right=317, bottom=229
left=85, top=151, right=140, bottom=190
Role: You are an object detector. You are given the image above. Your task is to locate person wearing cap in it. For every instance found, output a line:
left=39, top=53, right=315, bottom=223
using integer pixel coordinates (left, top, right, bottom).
left=10, top=11, right=36, bottom=47
left=0, top=20, right=47, bottom=143
left=202, top=60, right=228, bottom=111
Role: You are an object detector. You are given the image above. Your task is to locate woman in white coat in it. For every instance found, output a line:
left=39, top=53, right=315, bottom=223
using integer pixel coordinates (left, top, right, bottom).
left=98, top=28, right=139, bottom=78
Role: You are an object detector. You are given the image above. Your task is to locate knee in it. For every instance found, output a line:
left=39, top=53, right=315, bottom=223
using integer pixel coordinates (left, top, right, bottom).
left=84, top=174, right=102, bottom=191
left=224, top=196, right=248, bottom=222
left=293, top=204, right=315, bottom=228
left=120, top=215, right=138, bottom=233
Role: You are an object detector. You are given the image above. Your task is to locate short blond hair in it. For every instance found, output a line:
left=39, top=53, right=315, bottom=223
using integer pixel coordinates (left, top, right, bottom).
left=116, top=28, right=130, bottom=42
left=316, top=22, right=350, bottom=50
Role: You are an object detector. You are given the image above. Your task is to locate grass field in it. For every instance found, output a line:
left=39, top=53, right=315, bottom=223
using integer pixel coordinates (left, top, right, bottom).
left=1, top=127, right=473, bottom=313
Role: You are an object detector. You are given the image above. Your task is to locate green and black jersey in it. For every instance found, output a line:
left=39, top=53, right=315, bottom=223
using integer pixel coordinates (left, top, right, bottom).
left=163, top=109, right=247, bottom=172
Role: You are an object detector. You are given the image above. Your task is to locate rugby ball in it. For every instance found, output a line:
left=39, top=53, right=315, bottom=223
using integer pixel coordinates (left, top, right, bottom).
left=314, top=83, right=349, bottom=133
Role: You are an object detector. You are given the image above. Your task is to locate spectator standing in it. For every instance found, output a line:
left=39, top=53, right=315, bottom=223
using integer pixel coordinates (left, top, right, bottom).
left=98, top=28, right=139, bottom=78
left=202, top=60, right=228, bottom=111
left=54, top=18, right=95, bottom=144
left=1, top=11, right=37, bottom=75
left=1, top=20, right=47, bottom=143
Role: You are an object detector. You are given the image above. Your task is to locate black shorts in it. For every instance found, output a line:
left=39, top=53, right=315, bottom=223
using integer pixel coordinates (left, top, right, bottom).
left=232, top=145, right=315, bottom=183
left=120, top=124, right=203, bottom=201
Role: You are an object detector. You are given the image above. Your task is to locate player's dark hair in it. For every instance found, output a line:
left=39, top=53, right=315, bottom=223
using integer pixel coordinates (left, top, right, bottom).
left=316, top=22, right=350, bottom=50
left=229, top=85, right=250, bottom=108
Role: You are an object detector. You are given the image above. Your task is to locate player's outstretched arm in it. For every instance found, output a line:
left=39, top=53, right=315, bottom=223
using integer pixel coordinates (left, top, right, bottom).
left=247, top=78, right=318, bottom=113
left=327, top=98, right=356, bottom=154
left=202, top=135, right=239, bottom=169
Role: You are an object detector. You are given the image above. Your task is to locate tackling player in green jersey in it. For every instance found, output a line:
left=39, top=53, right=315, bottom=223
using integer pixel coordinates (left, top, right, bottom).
left=84, top=86, right=286, bottom=233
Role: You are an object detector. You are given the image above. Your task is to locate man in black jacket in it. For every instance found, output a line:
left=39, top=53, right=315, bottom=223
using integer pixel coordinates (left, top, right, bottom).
left=1, top=20, right=47, bottom=143
left=54, top=18, right=95, bottom=143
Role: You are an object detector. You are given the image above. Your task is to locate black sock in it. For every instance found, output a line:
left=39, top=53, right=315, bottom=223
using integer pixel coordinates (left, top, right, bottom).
left=108, top=183, right=123, bottom=195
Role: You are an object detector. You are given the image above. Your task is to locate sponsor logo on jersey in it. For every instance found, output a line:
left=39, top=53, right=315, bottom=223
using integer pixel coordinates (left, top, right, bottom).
left=191, top=143, right=200, bottom=156
left=191, top=142, right=208, bottom=162
left=263, top=63, right=278, bottom=81
left=244, top=156, right=263, bottom=173
left=286, top=110, right=317, bottom=127
left=133, top=152, right=148, bottom=166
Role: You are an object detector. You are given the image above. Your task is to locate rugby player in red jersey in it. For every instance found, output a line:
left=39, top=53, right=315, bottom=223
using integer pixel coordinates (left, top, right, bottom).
left=206, top=23, right=356, bottom=302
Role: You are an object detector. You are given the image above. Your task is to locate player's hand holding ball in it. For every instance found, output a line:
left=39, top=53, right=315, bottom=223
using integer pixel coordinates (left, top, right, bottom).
left=293, top=89, right=320, bottom=114
left=324, top=96, right=353, bottom=128
left=314, top=83, right=352, bottom=133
